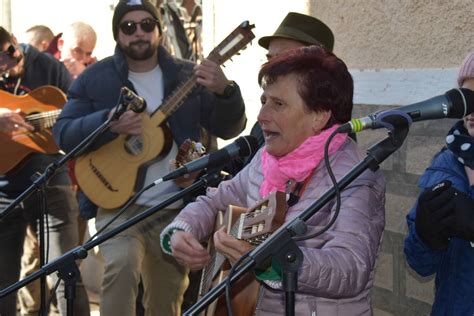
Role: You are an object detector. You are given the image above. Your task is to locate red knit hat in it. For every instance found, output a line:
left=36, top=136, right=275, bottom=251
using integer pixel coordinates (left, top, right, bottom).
left=458, top=52, right=474, bottom=87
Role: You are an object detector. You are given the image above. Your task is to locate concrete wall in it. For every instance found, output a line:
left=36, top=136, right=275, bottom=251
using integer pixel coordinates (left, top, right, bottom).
left=312, top=0, right=472, bottom=68
left=203, top=1, right=473, bottom=315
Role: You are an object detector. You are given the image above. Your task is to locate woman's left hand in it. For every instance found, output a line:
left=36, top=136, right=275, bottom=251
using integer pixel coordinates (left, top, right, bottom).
left=213, top=227, right=254, bottom=265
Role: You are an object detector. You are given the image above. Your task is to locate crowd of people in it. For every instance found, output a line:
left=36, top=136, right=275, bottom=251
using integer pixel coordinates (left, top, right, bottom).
left=0, top=0, right=472, bottom=315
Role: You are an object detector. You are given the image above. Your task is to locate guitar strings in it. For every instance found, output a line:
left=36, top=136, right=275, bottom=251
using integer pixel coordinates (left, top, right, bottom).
left=26, top=110, right=61, bottom=120
left=25, top=110, right=61, bottom=129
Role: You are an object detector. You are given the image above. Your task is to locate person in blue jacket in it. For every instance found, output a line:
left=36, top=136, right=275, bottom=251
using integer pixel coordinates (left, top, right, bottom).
left=404, top=51, right=474, bottom=315
left=0, top=26, right=90, bottom=316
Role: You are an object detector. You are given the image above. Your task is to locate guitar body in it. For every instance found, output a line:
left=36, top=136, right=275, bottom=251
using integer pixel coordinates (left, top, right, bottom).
left=0, top=86, right=66, bottom=174
left=199, top=192, right=286, bottom=316
left=74, top=21, right=255, bottom=209
left=75, top=111, right=172, bottom=209
left=199, top=206, right=260, bottom=316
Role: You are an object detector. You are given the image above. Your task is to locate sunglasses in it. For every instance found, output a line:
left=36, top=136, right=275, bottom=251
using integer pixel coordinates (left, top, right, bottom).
left=0, top=44, right=16, bottom=57
left=119, top=18, right=158, bottom=35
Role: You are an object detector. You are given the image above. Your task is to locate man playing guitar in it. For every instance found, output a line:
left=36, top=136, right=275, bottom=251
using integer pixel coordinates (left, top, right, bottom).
left=0, top=26, right=90, bottom=316
left=52, top=1, right=247, bottom=315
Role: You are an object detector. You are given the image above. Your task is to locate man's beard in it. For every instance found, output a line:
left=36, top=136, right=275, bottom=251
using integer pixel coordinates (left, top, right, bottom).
left=120, top=40, right=157, bottom=60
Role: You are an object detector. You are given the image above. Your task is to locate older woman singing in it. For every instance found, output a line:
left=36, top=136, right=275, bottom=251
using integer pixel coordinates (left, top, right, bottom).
left=160, top=45, right=386, bottom=315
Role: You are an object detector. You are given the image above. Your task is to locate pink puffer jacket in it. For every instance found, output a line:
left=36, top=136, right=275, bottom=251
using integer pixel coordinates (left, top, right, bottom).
left=170, top=139, right=386, bottom=315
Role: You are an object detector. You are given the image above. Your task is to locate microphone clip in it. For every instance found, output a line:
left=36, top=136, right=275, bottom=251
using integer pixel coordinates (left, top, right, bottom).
left=374, top=110, right=413, bottom=132
left=120, top=87, right=147, bottom=113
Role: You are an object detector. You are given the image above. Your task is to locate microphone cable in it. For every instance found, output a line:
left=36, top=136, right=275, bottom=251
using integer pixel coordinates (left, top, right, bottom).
left=223, top=128, right=344, bottom=315
left=86, top=181, right=155, bottom=242
left=293, top=127, right=342, bottom=242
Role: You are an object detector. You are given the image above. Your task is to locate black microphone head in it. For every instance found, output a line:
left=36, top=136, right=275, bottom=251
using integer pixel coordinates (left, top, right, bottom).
left=235, top=135, right=259, bottom=156
left=446, top=88, right=474, bottom=118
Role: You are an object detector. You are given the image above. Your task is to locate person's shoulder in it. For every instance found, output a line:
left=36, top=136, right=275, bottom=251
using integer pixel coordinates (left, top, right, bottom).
left=80, top=56, right=115, bottom=77
left=430, top=147, right=455, bottom=166
left=85, top=56, right=114, bottom=71
left=158, top=45, right=194, bottom=73
left=24, top=44, right=61, bottom=67
left=418, top=148, right=464, bottom=187
left=333, top=138, right=385, bottom=184
left=334, top=138, right=363, bottom=165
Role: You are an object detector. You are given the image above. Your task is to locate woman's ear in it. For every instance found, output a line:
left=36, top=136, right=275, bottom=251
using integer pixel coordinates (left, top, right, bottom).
left=312, top=110, right=331, bottom=134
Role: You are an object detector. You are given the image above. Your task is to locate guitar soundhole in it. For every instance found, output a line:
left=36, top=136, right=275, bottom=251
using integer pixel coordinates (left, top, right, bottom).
left=124, top=135, right=143, bottom=156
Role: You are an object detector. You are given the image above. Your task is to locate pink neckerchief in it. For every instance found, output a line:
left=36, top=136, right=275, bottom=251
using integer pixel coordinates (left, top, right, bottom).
left=260, top=124, right=348, bottom=197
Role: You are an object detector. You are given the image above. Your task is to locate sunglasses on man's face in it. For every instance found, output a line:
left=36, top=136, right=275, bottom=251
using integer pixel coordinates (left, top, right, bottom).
left=119, top=18, right=158, bottom=35
left=0, top=44, right=16, bottom=57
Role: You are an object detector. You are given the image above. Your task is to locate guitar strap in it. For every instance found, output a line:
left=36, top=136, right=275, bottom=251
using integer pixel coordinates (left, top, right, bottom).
left=286, top=167, right=317, bottom=207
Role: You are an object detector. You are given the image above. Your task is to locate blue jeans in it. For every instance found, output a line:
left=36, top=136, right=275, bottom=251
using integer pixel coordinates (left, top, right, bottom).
left=0, top=185, right=89, bottom=316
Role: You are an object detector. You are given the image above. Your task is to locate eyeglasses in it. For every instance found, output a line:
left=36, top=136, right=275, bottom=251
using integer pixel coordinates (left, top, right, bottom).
left=118, top=18, right=158, bottom=35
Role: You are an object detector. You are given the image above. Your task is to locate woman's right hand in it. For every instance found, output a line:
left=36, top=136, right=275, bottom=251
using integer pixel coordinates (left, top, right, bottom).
left=170, top=231, right=211, bottom=270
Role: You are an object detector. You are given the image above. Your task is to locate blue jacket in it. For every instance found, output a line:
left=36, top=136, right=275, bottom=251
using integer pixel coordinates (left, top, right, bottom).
left=0, top=44, right=72, bottom=196
left=404, top=147, right=474, bottom=315
left=53, top=44, right=246, bottom=153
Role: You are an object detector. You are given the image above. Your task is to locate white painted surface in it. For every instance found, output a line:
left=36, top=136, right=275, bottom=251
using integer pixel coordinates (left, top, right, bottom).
left=351, top=68, right=459, bottom=105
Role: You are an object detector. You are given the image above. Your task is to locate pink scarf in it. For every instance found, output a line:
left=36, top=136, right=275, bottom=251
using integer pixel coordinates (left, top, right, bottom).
left=260, top=124, right=348, bottom=197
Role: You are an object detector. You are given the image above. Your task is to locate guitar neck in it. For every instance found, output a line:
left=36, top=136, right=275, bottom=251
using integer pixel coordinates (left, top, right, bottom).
left=151, top=21, right=255, bottom=124
left=25, top=109, right=61, bottom=130
left=157, top=74, right=198, bottom=119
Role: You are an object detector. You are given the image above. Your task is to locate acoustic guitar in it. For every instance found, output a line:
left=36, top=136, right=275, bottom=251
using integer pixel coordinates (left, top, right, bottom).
left=75, top=21, right=255, bottom=209
left=0, top=86, right=66, bottom=174
left=199, top=191, right=287, bottom=316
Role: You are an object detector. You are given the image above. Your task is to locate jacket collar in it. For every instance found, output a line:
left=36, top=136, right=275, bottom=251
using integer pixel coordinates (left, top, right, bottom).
left=112, top=44, right=185, bottom=96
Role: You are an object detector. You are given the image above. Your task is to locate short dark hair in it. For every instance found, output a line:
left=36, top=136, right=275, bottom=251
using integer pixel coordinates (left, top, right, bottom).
left=258, top=45, right=353, bottom=125
left=0, top=26, right=13, bottom=48
left=26, top=25, right=54, bottom=43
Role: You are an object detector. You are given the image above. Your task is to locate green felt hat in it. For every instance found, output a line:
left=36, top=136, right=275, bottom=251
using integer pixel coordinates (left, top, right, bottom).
left=258, top=12, right=334, bottom=52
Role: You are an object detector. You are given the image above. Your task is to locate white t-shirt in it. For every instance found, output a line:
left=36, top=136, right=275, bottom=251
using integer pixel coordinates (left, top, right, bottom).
left=128, top=65, right=182, bottom=208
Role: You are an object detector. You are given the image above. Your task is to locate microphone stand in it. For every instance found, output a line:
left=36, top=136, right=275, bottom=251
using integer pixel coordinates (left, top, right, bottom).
left=185, top=114, right=411, bottom=316
left=0, top=171, right=224, bottom=314
left=0, top=92, right=131, bottom=315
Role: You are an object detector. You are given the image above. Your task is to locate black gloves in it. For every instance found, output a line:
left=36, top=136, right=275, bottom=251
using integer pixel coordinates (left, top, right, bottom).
left=415, top=180, right=474, bottom=250
left=450, top=187, right=474, bottom=242
left=415, top=181, right=456, bottom=250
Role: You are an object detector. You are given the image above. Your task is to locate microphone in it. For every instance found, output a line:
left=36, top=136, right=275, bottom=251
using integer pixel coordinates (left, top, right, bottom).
left=337, top=88, right=474, bottom=133
left=162, top=135, right=259, bottom=181
left=121, top=86, right=147, bottom=113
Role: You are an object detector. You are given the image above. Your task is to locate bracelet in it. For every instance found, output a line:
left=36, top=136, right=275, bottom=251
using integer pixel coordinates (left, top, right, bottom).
left=161, top=227, right=184, bottom=254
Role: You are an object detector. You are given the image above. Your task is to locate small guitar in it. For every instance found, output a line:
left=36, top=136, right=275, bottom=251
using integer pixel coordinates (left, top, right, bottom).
left=172, top=138, right=206, bottom=188
left=199, top=191, right=287, bottom=316
left=75, top=21, right=255, bottom=209
left=0, top=86, right=66, bottom=174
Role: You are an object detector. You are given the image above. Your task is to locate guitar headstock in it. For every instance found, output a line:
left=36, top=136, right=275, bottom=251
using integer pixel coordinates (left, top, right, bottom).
left=175, top=138, right=206, bottom=168
left=206, top=21, right=255, bottom=65
left=172, top=139, right=206, bottom=188
left=235, top=191, right=286, bottom=245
